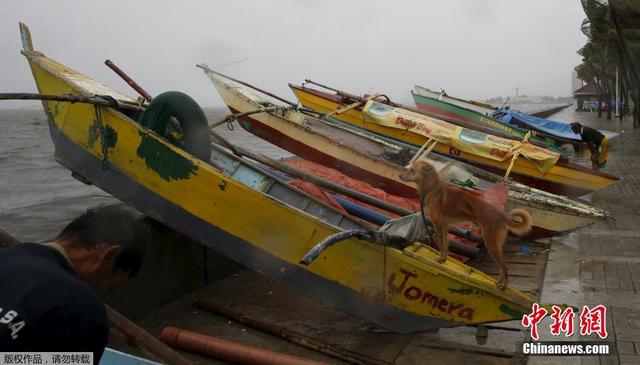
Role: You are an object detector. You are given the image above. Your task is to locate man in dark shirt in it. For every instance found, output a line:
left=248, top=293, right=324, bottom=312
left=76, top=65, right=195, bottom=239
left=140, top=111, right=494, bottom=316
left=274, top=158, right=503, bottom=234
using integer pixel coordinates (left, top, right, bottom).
left=0, top=205, right=150, bottom=361
left=570, top=122, right=609, bottom=169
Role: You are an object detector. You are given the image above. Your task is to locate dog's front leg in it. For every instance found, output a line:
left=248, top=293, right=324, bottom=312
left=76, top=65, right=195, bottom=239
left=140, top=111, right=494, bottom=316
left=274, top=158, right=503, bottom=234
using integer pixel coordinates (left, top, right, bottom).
left=429, top=220, right=448, bottom=264
left=498, top=266, right=509, bottom=290
left=437, top=223, right=449, bottom=263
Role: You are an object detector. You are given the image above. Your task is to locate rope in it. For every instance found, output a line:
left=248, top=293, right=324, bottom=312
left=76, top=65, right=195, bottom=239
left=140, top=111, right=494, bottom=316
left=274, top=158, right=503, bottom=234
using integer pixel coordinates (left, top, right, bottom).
left=94, top=94, right=121, bottom=111
left=93, top=104, right=110, bottom=171
left=89, top=95, right=123, bottom=171
left=503, top=131, right=531, bottom=181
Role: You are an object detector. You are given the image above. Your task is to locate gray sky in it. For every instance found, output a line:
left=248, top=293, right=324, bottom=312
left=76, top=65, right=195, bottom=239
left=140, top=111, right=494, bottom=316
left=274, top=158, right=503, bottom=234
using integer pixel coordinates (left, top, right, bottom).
left=1, top=0, right=587, bottom=108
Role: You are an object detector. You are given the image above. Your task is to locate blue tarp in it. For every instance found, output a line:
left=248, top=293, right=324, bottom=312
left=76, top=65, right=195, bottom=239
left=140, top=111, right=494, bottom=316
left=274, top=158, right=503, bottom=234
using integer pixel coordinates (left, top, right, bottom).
left=495, top=110, right=582, bottom=142
left=100, top=348, right=161, bottom=365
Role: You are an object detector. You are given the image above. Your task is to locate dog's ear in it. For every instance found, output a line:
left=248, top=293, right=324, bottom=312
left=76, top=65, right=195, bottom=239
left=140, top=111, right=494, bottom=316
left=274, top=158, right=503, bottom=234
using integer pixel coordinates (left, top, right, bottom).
left=420, top=164, right=433, bottom=175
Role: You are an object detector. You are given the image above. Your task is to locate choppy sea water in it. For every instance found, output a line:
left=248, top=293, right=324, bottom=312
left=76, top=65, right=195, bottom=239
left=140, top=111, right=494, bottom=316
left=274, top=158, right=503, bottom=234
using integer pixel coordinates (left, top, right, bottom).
left=0, top=107, right=291, bottom=242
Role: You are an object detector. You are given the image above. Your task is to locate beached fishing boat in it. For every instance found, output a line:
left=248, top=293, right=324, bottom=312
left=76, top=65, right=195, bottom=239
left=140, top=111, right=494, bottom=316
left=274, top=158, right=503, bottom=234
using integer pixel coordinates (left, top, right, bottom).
left=412, top=86, right=569, bottom=150
left=414, top=85, right=498, bottom=115
left=290, top=83, right=619, bottom=197
left=202, top=69, right=612, bottom=240
left=18, top=23, right=548, bottom=333
left=413, top=86, right=619, bottom=148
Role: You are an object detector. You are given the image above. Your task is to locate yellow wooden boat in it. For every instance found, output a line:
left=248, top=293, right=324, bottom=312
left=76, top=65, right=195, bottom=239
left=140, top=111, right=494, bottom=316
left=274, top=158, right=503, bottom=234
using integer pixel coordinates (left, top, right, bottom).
left=290, top=83, right=619, bottom=197
left=19, top=23, right=544, bottom=332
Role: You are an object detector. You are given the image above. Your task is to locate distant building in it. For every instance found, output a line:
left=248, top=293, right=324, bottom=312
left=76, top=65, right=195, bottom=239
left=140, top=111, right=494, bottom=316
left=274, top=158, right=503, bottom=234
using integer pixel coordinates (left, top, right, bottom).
left=573, top=82, right=598, bottom=111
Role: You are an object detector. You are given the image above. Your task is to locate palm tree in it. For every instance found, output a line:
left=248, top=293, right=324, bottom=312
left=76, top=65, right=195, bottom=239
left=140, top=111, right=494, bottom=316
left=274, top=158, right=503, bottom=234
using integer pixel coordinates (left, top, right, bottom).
left=578, top=0, right=639, bottom=124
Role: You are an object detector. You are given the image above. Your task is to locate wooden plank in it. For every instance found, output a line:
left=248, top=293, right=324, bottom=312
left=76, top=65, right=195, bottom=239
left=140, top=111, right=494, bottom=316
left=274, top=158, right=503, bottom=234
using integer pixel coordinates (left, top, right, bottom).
left=141, top=269, right=412, bottom=364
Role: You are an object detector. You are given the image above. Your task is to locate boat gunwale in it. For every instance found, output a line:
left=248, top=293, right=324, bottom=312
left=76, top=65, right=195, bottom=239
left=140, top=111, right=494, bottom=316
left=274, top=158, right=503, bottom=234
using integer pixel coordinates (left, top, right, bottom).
left=414, top=85, right=496, bottom=113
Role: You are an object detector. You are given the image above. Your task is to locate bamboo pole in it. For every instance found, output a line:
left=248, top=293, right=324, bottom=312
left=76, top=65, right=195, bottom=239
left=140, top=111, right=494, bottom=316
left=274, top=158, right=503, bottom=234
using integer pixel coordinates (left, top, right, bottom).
left=0, top=93, right=144, bottom=111
left=193, top=298, right=391, bottom=365
left=408, top=138, right=437, bottom=166
left=197, top=64, right=298, bottom=107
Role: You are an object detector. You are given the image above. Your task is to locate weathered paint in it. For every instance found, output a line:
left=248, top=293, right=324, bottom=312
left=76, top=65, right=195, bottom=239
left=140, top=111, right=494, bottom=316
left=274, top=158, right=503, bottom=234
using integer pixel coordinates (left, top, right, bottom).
left=102, top=125, right=117, bottom=149
left=87, top=119, right=118, bottom=150
left=218, top=180, right=227, bottom=191
left=447, top=287, right=485, bottom=296
left=136, top=131, right=198, bottom=181
left=88, top=121, right=99, bottom=147
left=499, top=303, right=525, bottom=318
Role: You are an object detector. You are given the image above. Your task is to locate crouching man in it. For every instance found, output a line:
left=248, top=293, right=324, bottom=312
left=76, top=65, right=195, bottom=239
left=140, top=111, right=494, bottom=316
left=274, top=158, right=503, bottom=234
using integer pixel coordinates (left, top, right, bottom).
left=0, top=205, right=150, bottom=361
left=570, top=122, right=609, bottom=169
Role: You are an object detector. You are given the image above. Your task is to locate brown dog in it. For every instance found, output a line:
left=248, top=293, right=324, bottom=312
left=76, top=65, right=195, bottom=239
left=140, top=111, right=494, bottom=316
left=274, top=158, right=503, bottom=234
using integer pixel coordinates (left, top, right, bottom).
left=399, top=161, right=532, bottom=290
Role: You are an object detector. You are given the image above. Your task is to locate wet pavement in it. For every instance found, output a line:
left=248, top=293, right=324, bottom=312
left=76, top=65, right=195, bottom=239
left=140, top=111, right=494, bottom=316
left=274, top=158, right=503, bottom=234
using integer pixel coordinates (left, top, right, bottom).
left=530, top=108, right=640, bottom=365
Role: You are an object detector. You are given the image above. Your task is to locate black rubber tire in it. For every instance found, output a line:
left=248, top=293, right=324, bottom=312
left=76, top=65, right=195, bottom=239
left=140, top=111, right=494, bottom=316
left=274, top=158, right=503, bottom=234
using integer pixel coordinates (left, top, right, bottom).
left=138, top=91, right=211, bottom=162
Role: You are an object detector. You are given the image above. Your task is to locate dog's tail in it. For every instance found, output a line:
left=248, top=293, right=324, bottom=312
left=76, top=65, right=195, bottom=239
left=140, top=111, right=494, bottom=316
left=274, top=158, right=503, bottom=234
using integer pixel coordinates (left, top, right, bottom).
left=505, top=209, right=532, bottom=236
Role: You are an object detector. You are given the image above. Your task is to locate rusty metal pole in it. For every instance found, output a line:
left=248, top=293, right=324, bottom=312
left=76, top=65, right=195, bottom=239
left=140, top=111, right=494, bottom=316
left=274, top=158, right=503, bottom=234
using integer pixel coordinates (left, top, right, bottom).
left=160, top=327, right=329, bottom=365
left=105, top=60, right=153, bottom=102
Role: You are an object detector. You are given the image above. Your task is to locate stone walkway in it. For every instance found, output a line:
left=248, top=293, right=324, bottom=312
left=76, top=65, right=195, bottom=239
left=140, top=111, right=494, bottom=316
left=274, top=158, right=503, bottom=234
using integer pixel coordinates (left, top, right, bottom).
left=531, top=110, right=640, bottom=365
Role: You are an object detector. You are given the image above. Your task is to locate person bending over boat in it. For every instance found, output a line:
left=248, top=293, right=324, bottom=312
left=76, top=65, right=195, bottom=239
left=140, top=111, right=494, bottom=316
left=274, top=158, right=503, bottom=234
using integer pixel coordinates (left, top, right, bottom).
left=0, top=205, right=150, bottom=361
left=570, top=122, right=609, bottom=169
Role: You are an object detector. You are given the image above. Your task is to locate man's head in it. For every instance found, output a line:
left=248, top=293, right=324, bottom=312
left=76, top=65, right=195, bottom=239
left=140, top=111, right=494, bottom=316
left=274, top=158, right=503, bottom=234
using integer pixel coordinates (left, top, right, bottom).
left=55, top=205, right=150, bottom=291
left=570, top=122, right=582, bottom=134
